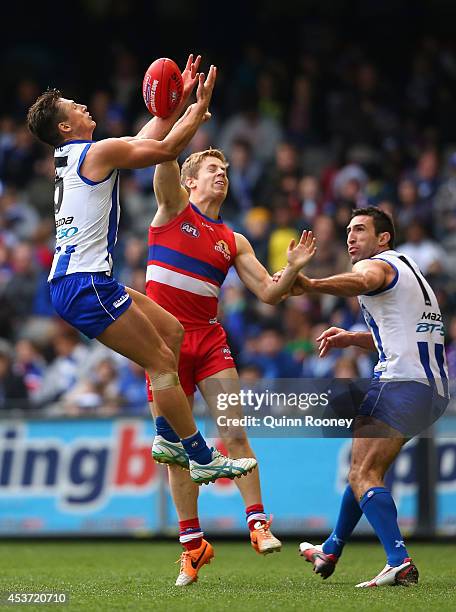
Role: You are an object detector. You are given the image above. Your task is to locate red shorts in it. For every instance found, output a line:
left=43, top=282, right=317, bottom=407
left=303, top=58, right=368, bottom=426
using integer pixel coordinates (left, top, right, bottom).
left=146, top=324, right=235, bottom=401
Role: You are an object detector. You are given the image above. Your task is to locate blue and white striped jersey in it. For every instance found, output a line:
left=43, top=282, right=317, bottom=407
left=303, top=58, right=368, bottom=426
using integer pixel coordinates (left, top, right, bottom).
left=48, top=140, right=120, bottom=280
left=358, top=249, right=449, bottom=397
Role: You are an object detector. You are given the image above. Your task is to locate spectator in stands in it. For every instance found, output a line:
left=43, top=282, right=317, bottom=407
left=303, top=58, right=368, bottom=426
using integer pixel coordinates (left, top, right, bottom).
left=34, top=326, right=89, bottom=408
left=0, top=339, right=29, bottom=410
left=118, top=361, right=149, bottom=413
left=63, top=357, right=121, bottom=415
left=305, top=215, right=349, bottom=279
left=218, top=92, right=283, bottom=162
left=14, top=338, right=46, bottom=402
left=434, top=152, right=456, bottom=241
left=257, top=142, right=302, bottom=209
left=225, top=139, right=263, bottom=214
left=299, top=175, right=322, bottom=225
left=396, top=177, right=432, bottom=233
left=267, top=205, right=300, bottom=273
left=241, top=327, right=301, bottom=379
left=4, top=242, right=39, bottom=335
left=242, top=207, right=271, bottom=267
left=398, top=220, right=448, bottom=276
left=412, top=148, right=440, bottom=204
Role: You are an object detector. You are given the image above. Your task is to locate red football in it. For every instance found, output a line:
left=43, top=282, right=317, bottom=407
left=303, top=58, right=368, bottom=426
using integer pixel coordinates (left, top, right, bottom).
left=142, top=58, right=183, bottom=118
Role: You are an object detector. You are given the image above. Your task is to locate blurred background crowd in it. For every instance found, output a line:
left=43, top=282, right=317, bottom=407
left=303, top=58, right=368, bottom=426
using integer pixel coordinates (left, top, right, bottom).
left=1, top=0, right=456, bottom=414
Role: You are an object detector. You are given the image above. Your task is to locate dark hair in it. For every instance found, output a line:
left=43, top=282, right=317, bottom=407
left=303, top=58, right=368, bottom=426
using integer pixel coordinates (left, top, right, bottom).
left=26, top=88, right=66, bottom=147
left=351, top=206, right=395, bottom=248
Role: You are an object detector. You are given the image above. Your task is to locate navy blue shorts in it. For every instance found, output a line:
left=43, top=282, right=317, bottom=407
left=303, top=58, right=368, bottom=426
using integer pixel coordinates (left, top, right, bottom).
left=358, top=379, right=449, bottom=437
left=49, top=272, right=132, bottom=339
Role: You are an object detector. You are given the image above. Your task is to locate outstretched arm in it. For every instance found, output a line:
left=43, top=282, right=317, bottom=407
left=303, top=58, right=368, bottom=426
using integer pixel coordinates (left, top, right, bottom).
left=290, top=258, right=390, bottom=297
left=234, top=231, right=316, bottom=305
left=123, top=54, right=201, bottom=142
left=83, top=67, right=216, bottom=179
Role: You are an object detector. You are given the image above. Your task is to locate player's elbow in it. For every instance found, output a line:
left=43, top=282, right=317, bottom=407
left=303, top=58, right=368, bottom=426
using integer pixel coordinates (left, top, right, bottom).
left=158, top=143, right=180, bottom=162
left=360, top=272, right=382, bottom=295
left=266, top=295, right=281, bottom=306
left=157, top=140, right=181, bottom=162
left=261, top=289, right=280, bottom=305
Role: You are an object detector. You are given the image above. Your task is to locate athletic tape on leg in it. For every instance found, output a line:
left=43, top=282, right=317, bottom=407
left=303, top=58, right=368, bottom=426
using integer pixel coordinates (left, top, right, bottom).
left=150, top=372, right=180, bottom=391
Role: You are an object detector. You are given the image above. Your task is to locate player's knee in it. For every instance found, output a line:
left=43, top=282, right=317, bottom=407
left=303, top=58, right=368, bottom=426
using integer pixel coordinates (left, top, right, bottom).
left=163, top=321, right=184, bottom=354
left=349, top=464, right=382, bottom=491
left=147, top=343, right=178, bottom=375
left=348, top=466, right=361, bottom=491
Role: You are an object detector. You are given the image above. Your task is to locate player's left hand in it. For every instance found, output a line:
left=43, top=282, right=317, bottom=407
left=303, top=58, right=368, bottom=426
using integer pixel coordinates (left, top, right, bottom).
left=181, top=54, right=202, bottom=104
left=287, top=230, right=316, bottom=269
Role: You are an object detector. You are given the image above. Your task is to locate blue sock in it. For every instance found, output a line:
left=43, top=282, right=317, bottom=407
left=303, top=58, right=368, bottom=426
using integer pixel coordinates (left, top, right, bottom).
left=155, top=416, right=179, bottom=442
left=360, top=486, right=409, bottom=566
left=322, top=485, right=362, bottom=557
left=181, top=430, right=212, bottom=464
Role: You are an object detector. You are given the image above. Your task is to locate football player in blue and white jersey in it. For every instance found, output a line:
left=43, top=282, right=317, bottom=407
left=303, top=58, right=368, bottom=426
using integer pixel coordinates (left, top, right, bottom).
left=282, top=206, right=448, bottom=587
left=25, top=56, right=258, bottom=486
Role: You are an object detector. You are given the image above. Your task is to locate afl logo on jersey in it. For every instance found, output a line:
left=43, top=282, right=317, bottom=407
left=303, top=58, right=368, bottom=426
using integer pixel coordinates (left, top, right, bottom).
left=215, top=239, right=231, bottom=261
left=181, top=222, right=200, bottom=238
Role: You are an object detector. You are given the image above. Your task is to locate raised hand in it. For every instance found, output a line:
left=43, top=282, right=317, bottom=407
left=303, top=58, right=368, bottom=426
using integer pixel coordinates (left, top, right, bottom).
left=195, top=65, right=217, bottom=112
left=181, top=53, right=201, bottom=103
left=287, top=230, right=317, bottom=269
left=316, top=326, right=352, bottom=358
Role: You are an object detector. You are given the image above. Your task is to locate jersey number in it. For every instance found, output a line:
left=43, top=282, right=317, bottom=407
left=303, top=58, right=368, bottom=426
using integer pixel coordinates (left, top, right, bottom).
left=54, top=177, right=64, bottom=215
left=398, top=255, right=432, bottom=306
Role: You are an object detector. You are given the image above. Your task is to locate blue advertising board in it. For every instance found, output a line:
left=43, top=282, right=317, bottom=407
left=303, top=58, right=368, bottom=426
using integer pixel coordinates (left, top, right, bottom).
left=1, top=418, right=456, bottom=536
left=0, top=419, right=161, bottom=535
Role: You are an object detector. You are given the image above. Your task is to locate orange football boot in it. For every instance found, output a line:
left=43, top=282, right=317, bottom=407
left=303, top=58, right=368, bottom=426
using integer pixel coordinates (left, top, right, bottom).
left=175, top=539, right=214, bottom=586
left=250, top=517, right=282, bottom=555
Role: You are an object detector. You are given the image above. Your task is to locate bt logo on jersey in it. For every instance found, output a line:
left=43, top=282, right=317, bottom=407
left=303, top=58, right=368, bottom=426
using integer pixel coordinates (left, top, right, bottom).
left=416, top=321, right=445, bottom=335
left=181, top=222, right=200, bottom=238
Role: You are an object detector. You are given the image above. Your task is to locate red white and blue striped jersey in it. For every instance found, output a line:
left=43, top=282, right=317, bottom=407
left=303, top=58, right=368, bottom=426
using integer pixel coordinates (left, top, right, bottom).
left=146, top=203, right=237, bottom=330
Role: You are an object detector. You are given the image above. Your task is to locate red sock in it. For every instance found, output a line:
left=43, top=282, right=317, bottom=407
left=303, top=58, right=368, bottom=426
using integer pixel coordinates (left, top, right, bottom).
left=179, top=518, right=203, bottom=551
left=246, top=504, right=267, bottom=531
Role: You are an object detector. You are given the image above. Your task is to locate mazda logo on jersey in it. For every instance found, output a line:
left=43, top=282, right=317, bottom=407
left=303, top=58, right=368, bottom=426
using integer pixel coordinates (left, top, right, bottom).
left=181, top=222, right=200, bottom=238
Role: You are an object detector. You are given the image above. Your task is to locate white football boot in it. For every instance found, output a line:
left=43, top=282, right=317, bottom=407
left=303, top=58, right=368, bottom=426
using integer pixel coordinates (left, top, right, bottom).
left=355, top=558, right=419, bottom=587
left=189, top=448, right=257, bottom=485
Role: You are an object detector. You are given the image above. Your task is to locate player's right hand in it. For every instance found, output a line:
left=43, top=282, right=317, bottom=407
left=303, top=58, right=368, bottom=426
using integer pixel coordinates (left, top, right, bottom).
left=287, top=230, right=316, bottom=269
left=195, top=65, right=217, bottom=112
left=316, top=326, right=353, bottom=358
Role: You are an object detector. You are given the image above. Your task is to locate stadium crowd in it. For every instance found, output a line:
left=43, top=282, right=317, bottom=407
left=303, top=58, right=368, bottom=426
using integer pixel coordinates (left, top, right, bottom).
left=2, top=31, right=456, bottom=414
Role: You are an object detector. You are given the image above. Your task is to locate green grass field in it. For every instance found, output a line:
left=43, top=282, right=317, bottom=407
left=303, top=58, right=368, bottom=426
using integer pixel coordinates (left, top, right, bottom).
left=0, top=541, right=455, bottom=611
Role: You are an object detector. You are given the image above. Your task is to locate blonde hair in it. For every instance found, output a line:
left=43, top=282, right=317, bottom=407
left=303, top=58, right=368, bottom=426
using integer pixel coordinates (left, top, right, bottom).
left=181, top=148, right=228, bottom=188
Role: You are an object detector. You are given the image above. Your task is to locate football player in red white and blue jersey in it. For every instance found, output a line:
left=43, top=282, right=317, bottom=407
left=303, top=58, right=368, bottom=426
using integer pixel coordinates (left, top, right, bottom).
left=146, top=148, right=316, bottom=585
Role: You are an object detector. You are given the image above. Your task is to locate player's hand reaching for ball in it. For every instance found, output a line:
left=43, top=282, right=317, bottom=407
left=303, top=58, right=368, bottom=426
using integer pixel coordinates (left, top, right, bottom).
left=195, top=65, right=217, bottom=114
left=181, top=54, right=201, bottom=104
left=287, top=230, right=316, bottom=270
left=316, top=327, right=353, bottom=358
